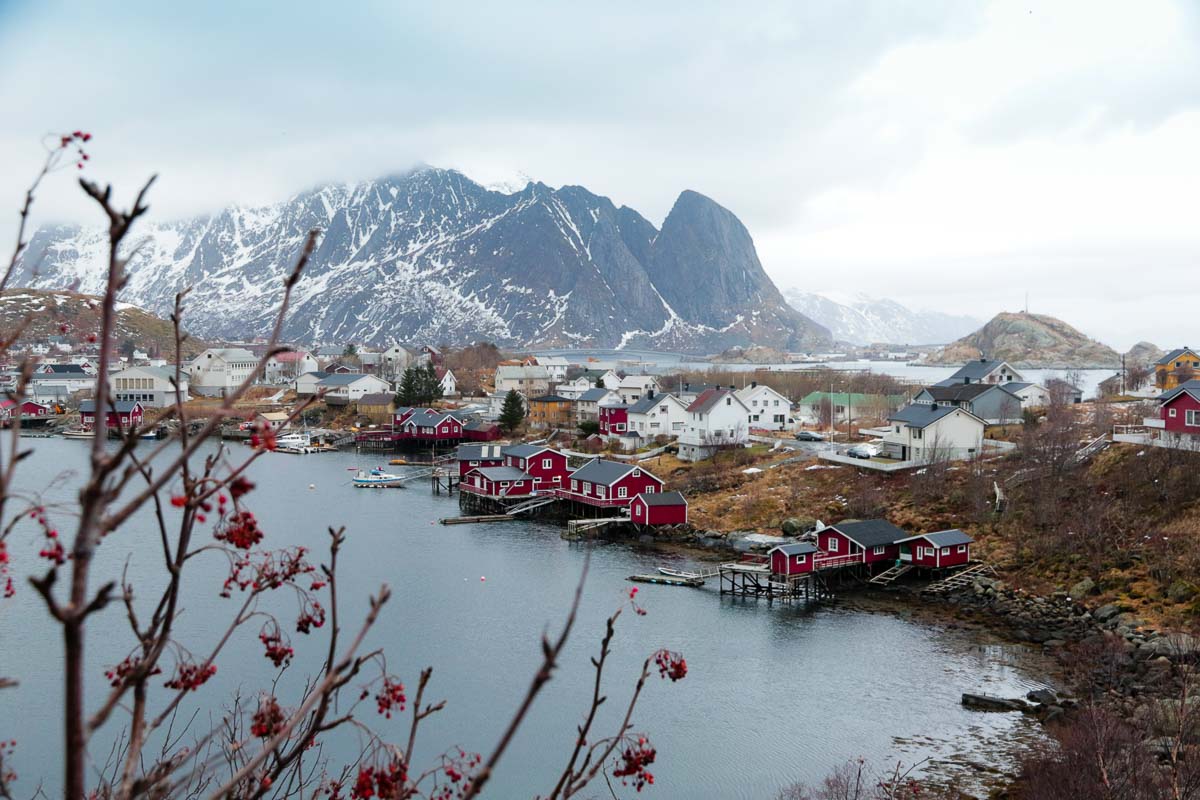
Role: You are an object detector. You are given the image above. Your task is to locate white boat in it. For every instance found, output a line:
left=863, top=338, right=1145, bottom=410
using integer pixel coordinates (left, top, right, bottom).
left=657, top=567, right=702, bottom=579
left=352, top=468, right=408, bottom=489
left=62, top=427, right=95, bottom=439
left=275, top=431, right=312, bottom=449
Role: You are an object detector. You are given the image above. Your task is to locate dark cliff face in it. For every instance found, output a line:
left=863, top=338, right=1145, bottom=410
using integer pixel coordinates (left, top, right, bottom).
left=14, top=170, right=829, bottom=353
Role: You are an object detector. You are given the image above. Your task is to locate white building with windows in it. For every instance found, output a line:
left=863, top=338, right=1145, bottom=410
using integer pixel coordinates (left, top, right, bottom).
left=677, top=388, right=751, bottom=462
left=626, top=392, right=689, bottom=439
left=882, top=403, right=986, bottom=463
left=108, top=365, right=190, bottom=408
left=317, top=373, right=393, bottom=405
left=186, top=348, right=258, bottom=397
left=616, top=375, right=660, bottom=405
left=495, top=365, right=551, bottom=396
left=735, top=382, right=793, bottom=431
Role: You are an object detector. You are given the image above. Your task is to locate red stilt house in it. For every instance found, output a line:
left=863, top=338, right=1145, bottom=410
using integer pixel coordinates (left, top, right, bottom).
left=461, top=466, right=535, bottom=498
left=768, top=543, right=819, bottom=576
left=463, top=420, right=502, bottom=441
left=558, top=459, right=664, bottom=509
left=22, top=400, right=53, bottom=418
left=79, top=400, right=144, bottom=431
left=456, top=443, right=506, bottom=478
left=629, top=491, right=688, bottom=525
left=1158, top=380, right=1200, bottom=445
left=894, top=530, right=973, bottom=569
left=503, top=444, right=571, bottom=490
left=816, top=519, right=909, bottom=568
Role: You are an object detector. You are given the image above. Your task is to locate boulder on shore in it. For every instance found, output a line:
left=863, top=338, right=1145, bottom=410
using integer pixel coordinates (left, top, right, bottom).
left=962, top=693, right=1030, bottom=712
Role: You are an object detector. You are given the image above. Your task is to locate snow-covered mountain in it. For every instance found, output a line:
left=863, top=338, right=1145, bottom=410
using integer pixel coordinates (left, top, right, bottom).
left=783, top=290, right=981, bottom=346
left=14, top=168, right=830, bottom=353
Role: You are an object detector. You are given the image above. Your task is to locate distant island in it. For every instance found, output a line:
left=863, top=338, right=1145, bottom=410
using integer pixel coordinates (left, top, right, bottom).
left=924, top=311, right=1122, bottom=369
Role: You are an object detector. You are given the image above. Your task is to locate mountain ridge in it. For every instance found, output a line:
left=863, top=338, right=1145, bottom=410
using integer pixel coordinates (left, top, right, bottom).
left=14, top=168, right=830, bottom=354
left=783, top=289, right=981, bottom=346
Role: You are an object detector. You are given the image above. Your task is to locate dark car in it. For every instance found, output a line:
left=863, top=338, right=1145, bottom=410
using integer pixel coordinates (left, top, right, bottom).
left=793, top=430, right=824, bottom=441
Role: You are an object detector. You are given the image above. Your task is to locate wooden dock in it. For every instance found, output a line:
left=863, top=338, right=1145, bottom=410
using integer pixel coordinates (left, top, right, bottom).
left=628, top=574, right=705, bottom=588
left=439, top=514, right=520, bottom=525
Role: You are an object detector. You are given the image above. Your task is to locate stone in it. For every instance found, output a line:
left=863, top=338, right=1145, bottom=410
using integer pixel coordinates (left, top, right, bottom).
left=1094, top=604, right=1122, bottom=622
left=1070, top=577, right=1096, bottom=598
left=1027, top=688, right=1058, bottom=705
left=1141, top=633, right=1200, bottom=659
left=1168, top=580, right=1197, bottom=603
left=780, top=517, right=815, bottom=535
left=962, top=693, right=1030, bottom=712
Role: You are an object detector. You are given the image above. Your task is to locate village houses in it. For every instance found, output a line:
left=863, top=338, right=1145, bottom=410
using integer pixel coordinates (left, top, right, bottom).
left=677, top=387, right=751, bottom=462
left=735, top=381, right=793, bottom=431
left=108, top=365, right=190, bottom=408
left=530, top=356, right=570, bottom=381
left=574, top=387, right=620, bottom=425
left=912, top=383, right=1022, bottom=425
left=796, top=391, right=906, bottom=427
left=185, top=348, right=258, bottom=397
left=293, top=371, right=329, bottom=397
left=527, top=395, right=575, bottom=430
left=939, top=358, right=1024, bottom=386
left=625, top=391, right=688, bottom=440
left=494, top=365, right=551, bottom=397
left=317, top=373, right=393, bottom=405
left=881, top=403, right=986, bottom=463
left=1156, top=347, right=1200, bottom=391
left=616, top=375, right=660, bottom=405
left=264, top=350, right=319, bottom=384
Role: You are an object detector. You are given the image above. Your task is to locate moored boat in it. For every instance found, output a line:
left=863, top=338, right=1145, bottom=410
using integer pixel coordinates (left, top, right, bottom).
left=62, top=426, right=95, bottom=439
left=352, top=468, right=408, bottom=489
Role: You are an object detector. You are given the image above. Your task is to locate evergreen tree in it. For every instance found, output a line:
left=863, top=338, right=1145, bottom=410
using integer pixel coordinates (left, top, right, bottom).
left=394, top=366, right=420, bottom=406
left=499, top=389, right=526, bottom=432
left=594, top=376, right=604, bottom=389
left=420, top=363, right=443, bottom=405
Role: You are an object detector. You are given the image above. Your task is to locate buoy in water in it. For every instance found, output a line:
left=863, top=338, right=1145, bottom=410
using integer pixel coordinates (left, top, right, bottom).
left=480, top=576, right=486, bottom=582
left=308, top=483, right=316, bottom=490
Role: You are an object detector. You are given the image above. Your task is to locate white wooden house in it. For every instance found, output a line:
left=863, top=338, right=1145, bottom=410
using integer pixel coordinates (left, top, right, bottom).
left=185, top=348, right=258, bottom=397
left=882, top=403, right=986, bottom=462
left=677, top=388, right=751, bottom=462
left=616, top=375, right=660, bottom=404
left=734, top=382, right=793, bottom=431
left=108, top=365, right=190, bottom=408
left=626, top=392, right=689, bottom=439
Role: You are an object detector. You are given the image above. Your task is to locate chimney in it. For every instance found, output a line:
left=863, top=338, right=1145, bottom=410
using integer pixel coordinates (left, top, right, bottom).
left=684, top=382, right=690, bottom=392
left=931, top=402, right=939, bottom=411
left=751, top=381, right=757, bottom=389
left=729, top=384, right=735, bottom=391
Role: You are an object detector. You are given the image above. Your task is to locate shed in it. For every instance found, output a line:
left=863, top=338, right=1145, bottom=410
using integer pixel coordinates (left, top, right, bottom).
left=818, top=519, right=909, bottom=564
left=462, top=466, right=535, bottom=498
left=894, top=529, right=973, bottom=568
left=629, top=491, right=688, bottom=526
left=768, top=542, right=819, bottom=577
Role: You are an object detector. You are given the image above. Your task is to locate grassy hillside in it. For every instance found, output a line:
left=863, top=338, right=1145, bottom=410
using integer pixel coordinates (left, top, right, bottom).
left=0, top=288, right=207, bottom=358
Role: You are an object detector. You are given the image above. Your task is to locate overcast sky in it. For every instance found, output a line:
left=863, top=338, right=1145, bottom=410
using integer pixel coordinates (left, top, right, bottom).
left=2, top=1, right=1197, bottom=350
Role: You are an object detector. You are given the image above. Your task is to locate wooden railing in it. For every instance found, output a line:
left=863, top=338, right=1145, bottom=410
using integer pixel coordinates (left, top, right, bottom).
left=812, top=552, right=863, bottom=570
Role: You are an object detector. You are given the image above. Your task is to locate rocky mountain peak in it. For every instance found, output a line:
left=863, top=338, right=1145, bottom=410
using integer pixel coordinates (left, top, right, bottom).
left=926, top=311, right=1121, bottom=368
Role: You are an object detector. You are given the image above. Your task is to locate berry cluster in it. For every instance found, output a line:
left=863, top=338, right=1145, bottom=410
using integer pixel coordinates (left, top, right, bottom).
left=259, top=626, right=294, bottom=668
left=350, top=761, right=408, bottom=800
left=653, top=649, right=687, bottom=682
left=432, top=749, right=480, bottom=800
left=215, top=510, right=264, bottom=550
left=612, top=737, right=656, bottom=792
left=0, top=738, right=16, bottom=786
left=0, top=540, right=13, bottom=598
left=295, top=599, right=325, bottom=634
left=221, top=546, right=315, bottom=597
left=56, top=130, right=92, bottom=170
left=628, top=585, right=647, bottom=616
left=374, top=677, right=406, bottom=718
left=29, top=507, right=65, bottom=566
left=248, top=422, right=278, bottom=451
left=250, top=695, right=285, bottom=739
left=104, top=655, right=161, bottom=688
left=163, top=661, right=217, bottom=692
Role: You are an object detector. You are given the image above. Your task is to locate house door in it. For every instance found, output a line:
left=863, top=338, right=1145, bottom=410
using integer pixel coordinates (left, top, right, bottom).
left=899, top=544, right=913, bottom=562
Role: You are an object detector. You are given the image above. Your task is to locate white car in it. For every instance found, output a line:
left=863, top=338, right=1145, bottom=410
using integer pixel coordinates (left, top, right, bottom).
left=847, top=443, right=881, bottom=459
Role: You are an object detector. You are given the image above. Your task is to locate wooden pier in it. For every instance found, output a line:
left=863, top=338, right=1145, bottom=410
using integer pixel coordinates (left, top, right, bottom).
left=718, top=561, right=833, bottom=602
left=439, top=514, right=520, bottom=526
left=628, top=573, right=704, bottom=588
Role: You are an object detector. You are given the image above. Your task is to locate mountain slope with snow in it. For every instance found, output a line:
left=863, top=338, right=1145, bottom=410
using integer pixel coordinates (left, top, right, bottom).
left=15, top=169, right=830, bottom=353
left=783, top=290, right=981, bottom=346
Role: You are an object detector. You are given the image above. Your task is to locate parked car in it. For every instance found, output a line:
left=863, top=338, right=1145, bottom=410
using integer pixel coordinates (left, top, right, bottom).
left=847, top=443, right=881, bottom=459
left=794, top=430, right=824, bottom=441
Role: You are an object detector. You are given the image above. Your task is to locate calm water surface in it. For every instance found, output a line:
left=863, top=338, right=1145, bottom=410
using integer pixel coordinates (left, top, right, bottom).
left=1, top=439, right=1053, bottom=798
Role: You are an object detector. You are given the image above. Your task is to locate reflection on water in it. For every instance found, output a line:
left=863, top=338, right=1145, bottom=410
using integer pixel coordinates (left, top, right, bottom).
left=0, top=440, right=1053, bottom=798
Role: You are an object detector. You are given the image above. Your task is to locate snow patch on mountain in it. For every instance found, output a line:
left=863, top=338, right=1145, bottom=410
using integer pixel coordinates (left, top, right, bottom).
left=783, top=289, right=981, bottom=346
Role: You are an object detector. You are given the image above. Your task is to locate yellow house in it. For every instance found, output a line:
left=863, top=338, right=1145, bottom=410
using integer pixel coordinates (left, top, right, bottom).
left=527, top=394, right=575, bottom=430
left=1156, top=347, right=1200, bottom=391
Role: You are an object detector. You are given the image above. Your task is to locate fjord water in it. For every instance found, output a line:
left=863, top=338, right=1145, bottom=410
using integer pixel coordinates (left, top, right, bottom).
left=1, top=440, right=1050, bottom=797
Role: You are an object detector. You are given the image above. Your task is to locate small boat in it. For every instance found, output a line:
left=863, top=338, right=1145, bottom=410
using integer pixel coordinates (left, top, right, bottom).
left=627, top=573, right=704, bottom=588
left=62, top=427, right=95, bottom=439
left=657, top=567, right=702, bottom=579
left=388, top=458, right=408, bottom=466
left=352, top=468, right=408, bottom=489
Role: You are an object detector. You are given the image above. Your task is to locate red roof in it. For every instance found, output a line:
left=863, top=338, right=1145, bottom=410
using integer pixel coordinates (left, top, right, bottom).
left=686, top=387, right=729, bottom=414
left=274, top=351, right=312, bottom=362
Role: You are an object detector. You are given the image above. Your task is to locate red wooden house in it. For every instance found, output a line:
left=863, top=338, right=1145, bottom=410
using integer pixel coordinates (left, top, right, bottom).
left=461, top=466, right=535, bottom=498
left=768, top=542, right=819, bottom=576
left=463, top=420, right=501, bottom=441
left=558, top=459, right=664, bottom=509
left=1158, top=380, right=1200, bottom=443
left=455, top=443, right=505, bottom=478
left=816, top=519, right=908, bottom=568
left=0, top=400, right=15, bottom=425
left=894, top=530, right=973, bottom=569
left=22, top=400, right=54, bottom=418
left=503, top=444, right=571, bottom=490
left=79, top=400, right=145, bottom=431
left=629, top=491, right=688, bottom=525
left=598, top=403, right=628, bottom=436
left=401, top=411, right=463, bottom=441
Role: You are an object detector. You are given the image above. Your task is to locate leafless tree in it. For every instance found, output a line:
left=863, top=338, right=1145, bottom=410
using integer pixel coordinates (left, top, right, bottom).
left=0, top=138, right=685, bottom=799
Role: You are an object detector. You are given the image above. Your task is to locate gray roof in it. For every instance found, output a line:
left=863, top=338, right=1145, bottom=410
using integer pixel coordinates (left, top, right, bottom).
left=898, top=529, right=974, bottom=547
left=43, top=363, right=88, bottom=374
left=889, top=403, right=977, bottom=428
left=503, top=444, right=551, bottom=459
left=1157, top=347, right=1195, bottom=366
left=635, top=490, right=686, bottom=506
left=80, top=399, right=142, bottom=413
left=1160, top=379, right=1200, bottom=404
left=318, top=373, right=381, bottom=387
left=571, top=459, right=639, bottom=486
left=578, top=388, right=612, bottom=402
left=830, top=519, right=908, bottom=548
left=919, top=383, right=1016, bottom=403
left=470, top=466, right=531, bottom=481
left=1004, top=381, right=1033, bottom=392
left=627, top=393, right=674, bottom=414
left=463, top=420, right=498, bottom=432
left=770, top=542, right=819, bottom=556
left=357, top=393, right=394, bottom=405
left=457, top=443, right=505, bottom=461
left=686, top=388, right=735, bottom=415
left=947, top=359, right=1008, bottom=382
left=299, top=371, right=330, bottom=380
left=528, top=394, right=573, bottom=403
left=496, top=365, right=550, bottom=380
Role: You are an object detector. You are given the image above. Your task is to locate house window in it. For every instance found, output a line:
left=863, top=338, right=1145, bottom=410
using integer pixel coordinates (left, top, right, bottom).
left=957, top=545, right=967, bottom=553
left=618, top=487, right=627, bottom=498
left=795, top=554, right=807, bottom=565
left=542, top=458, right=553, bottom=469
left=1188, top=410, right=1200, bottom=427
left=500, top=481, right=510, bottom=488
left=632, top=469, right=640, bottom=477
left=571, top=480, right=578, bottom=492
left=644, top=486, right=655, bottom=493
left=828, top=537, right=839, bottom=552
left=597, top=486, right=607, bottom=499
left=470, top=460, right=479, bottom=466
left=1170, top=408, right=1178, bottom=418
left=873, top=546, right=885, bottom=555
left=941, top=547, right=950, bottom=556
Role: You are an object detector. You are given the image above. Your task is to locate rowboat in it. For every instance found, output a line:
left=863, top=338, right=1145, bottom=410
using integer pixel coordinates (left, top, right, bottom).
left=627, top=573, right=704, bottom=588
left=62, top=427, right=95, bottom=439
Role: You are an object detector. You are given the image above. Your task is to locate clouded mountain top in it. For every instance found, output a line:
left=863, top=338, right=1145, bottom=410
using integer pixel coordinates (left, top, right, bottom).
left=13, top=167, right=829, bottom=353
left=925, top=311, right=1122, bottom=369
left=783, top=290, right=981, bottom=346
